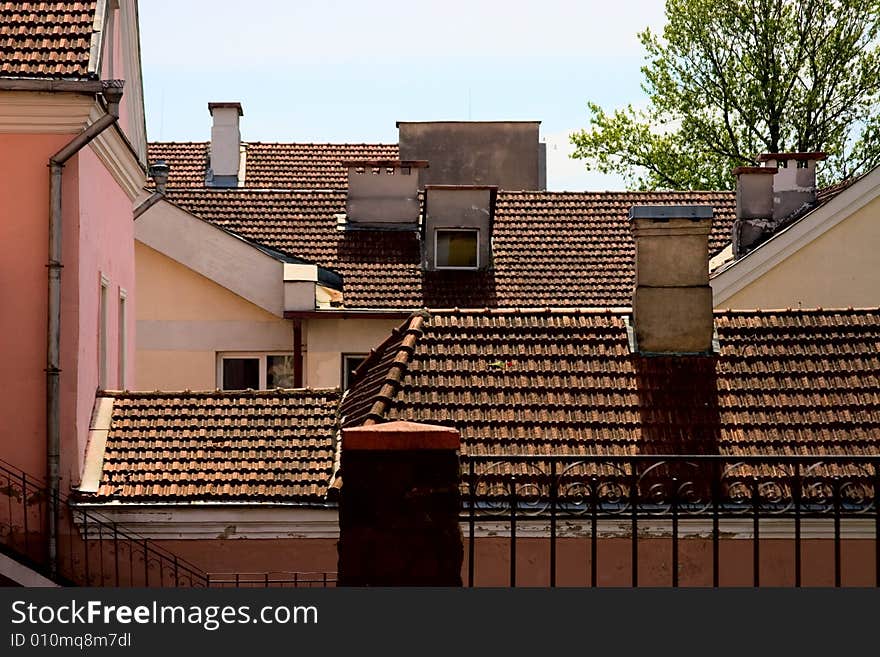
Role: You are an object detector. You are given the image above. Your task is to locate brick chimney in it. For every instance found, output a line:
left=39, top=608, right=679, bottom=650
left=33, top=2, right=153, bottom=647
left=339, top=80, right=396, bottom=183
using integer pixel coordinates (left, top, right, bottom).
left=630, top=205, right=714, bottom=354
left=208, top=102, right=243, bottom=187
left=732, top=152, right=826, bottom=257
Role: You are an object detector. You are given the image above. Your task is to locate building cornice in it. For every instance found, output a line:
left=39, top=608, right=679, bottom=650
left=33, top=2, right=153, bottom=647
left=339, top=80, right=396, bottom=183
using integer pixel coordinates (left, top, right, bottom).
left=0, top=90, right=95, bottom=133
left=88, top=103, right=147, bottom=200
left=68, top=505, right=877, bottom=541
left=71, top=506, right=340, bottom=540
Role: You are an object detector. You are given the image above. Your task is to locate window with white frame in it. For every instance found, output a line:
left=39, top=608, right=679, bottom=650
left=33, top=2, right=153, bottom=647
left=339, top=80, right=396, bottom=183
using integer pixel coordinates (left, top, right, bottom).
left=435, top=228, right=479, bottom=269
left=341, top=354, right=368, bottom=390
left=218, top=353, right=296, bottom=390
left=99, top=276, right=109, bottom=389
left=118, top=289, right=127, bottom=389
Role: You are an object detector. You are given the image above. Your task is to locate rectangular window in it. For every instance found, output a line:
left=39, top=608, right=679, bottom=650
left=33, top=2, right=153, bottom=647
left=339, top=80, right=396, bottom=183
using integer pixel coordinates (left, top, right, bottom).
left=118, top=289, right=127, bottom=389
left=435, top=229, right=479, bottom=269
left=218, top=353, right=296, bottom=390
left=342, top=354, right=368, bottom=390
left=221, top=357, right=260, bottom=390
left=267, top=355, right=296, bottom=388
left=99, top=276, right=109, bottom=389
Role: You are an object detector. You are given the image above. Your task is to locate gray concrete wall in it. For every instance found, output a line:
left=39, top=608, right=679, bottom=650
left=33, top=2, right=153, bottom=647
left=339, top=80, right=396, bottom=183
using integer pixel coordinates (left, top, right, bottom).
left=398, top=121, right=543, bottom=190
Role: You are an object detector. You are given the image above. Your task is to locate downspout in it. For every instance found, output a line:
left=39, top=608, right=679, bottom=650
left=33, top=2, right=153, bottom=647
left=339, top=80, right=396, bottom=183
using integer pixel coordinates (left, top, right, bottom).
left=292, top=319, right=304, bottom=388
left=46, top=80, right=124, bottom=578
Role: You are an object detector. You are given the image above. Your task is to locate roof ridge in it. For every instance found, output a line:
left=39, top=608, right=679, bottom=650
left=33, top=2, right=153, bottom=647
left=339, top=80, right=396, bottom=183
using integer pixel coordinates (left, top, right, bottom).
left=715, top=306, right=880, bottom=316
left=363, top=312, right=429, bottom=424
left=100, top=388, right=341, bottom=399
left=164, top=187, right=345, bottom=195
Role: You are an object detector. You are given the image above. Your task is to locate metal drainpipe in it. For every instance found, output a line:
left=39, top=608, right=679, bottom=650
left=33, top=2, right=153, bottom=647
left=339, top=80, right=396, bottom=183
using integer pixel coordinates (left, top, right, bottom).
left=46, top=80, right=124, bottom=577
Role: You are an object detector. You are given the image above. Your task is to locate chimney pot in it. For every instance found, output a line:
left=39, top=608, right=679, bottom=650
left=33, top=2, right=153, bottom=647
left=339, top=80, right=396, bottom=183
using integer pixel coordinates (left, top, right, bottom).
left=630, top=206, right=714, bottom=354
left=208, top=102, right=243, bottom=187
left=148, top=160, right=170, bottom=194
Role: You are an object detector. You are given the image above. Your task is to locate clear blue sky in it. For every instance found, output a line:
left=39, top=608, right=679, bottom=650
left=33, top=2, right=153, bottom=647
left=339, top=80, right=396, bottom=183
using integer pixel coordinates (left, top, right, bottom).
left=139, top=1, right=667, bottom=190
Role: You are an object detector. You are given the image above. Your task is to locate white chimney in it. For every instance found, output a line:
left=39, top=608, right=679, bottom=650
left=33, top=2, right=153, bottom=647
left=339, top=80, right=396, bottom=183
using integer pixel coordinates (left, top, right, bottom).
left=757, top=152, right=827, bottom=221
left=630, top=205, right=715, bottom=354
left=208, top=102, right=243, bottom=187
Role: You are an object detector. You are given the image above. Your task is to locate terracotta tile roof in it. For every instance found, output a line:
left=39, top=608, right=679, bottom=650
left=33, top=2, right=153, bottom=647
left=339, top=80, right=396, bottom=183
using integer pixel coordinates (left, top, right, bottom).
left=340, top=307, right=880, bottom=459
left=89, top=389, right=340, bottom=503
left=0, top=2, right=96, bottom=79
left=163, top=189, right=736, bottom=309
left=147, top=142, right=399, bottom=189
left=146, top=142, right=209, bottom=188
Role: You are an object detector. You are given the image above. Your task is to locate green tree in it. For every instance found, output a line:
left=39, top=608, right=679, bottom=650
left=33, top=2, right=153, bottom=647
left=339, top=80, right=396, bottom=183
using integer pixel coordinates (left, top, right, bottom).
left=571, top=0, right=880, bottom=190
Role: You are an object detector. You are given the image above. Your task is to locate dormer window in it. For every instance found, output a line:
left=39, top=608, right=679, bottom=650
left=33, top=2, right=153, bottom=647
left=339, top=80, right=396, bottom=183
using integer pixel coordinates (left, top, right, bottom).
left=435, top=229, right=479, bottom=269
left=423, top=185, right=497, bottom=272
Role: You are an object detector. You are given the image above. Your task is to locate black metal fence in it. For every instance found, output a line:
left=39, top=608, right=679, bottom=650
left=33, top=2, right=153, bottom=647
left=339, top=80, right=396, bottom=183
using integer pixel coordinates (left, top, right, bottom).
left=461, top=454, right=880, bottom=587
left=0, top=459, right=335, bottom=588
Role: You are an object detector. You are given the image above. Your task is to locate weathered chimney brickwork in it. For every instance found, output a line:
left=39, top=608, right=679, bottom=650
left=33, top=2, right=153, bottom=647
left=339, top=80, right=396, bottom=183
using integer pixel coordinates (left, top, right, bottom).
left=337, top=421, right=463, bottom=586
left=630, top=205, right=714, bottom=354
left=732, top=152, right=826, bottom=257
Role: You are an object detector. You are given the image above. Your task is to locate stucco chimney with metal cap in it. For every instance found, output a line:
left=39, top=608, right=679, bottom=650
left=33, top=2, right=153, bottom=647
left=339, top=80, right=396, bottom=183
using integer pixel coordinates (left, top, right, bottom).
left=208, top=102, right=243, bottom=187
left=629, top=205, right=715, bottom=354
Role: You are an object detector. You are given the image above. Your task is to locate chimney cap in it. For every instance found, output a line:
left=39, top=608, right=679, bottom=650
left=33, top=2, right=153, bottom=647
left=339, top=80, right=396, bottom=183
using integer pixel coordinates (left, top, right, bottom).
left=629, top=205, right=714, bottom=221
left=343, top=159, right=429, bottom=169
left=757, top=152, right=827, bottom=162
left=425, top=184, right=499, bottom=191
left=208, top=102, right=243, bottom=116
left=732, top=166, right=778, bottom=176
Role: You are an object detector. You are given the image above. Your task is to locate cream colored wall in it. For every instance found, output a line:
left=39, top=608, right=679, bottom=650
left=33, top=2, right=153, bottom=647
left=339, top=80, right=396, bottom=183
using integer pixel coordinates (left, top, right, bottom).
left=305, top=317, right=403, bottom=389
left=720, top=195, right=880, bottom=309
left=136, top=351, right=216, bottom=391
left=135, top=242, right=293, bottom=390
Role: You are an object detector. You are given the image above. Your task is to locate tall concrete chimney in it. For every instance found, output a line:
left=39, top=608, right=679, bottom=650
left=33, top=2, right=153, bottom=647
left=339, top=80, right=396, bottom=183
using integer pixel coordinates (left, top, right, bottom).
left=208, top=102, right=243, bottom=187
left=629, top=205, right=714, bottom=354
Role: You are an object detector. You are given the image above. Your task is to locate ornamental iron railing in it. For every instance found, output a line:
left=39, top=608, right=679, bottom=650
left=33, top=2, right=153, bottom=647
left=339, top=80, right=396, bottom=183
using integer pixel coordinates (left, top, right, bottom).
left=461, top=454, right=880, bottom=587
left=0, top=459, right=335, bottom=588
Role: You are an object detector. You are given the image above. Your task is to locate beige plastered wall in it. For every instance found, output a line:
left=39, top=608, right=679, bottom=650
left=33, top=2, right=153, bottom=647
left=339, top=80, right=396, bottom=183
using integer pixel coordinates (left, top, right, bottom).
left=135, top=242, right=293, bottom=390
left=304, top=317, right=403, bottom=389
left=719, top=195, right=880, bottom=309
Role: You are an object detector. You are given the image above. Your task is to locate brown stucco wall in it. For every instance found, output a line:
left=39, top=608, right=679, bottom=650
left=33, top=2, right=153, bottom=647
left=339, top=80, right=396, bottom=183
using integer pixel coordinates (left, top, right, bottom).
left=465, top=537, right=878, bottom=587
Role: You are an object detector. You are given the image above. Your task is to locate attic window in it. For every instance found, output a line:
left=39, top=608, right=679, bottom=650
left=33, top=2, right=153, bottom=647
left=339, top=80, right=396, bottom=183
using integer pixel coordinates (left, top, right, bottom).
left=435, top=229, right=479, bottom=269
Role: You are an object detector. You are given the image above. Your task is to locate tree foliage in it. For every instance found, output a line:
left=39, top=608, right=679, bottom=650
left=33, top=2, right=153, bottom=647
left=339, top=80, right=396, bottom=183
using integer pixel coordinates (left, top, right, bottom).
left=571, top=0, right=880, bottom=190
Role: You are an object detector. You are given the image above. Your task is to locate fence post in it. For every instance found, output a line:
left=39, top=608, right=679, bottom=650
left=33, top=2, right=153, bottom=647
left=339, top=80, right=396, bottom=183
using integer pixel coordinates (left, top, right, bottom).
left=337, top=420, right=462, bottom=586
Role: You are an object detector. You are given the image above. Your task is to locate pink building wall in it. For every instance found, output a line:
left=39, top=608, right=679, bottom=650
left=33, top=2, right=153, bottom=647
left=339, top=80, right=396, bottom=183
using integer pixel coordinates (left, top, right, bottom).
left=1, top=3, right=140, bottom=489
left=0, top=133, right=136, bottom=490
left=69, top=148, right=137, bottom=480
left=0, top=133, right=74, bottom=479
